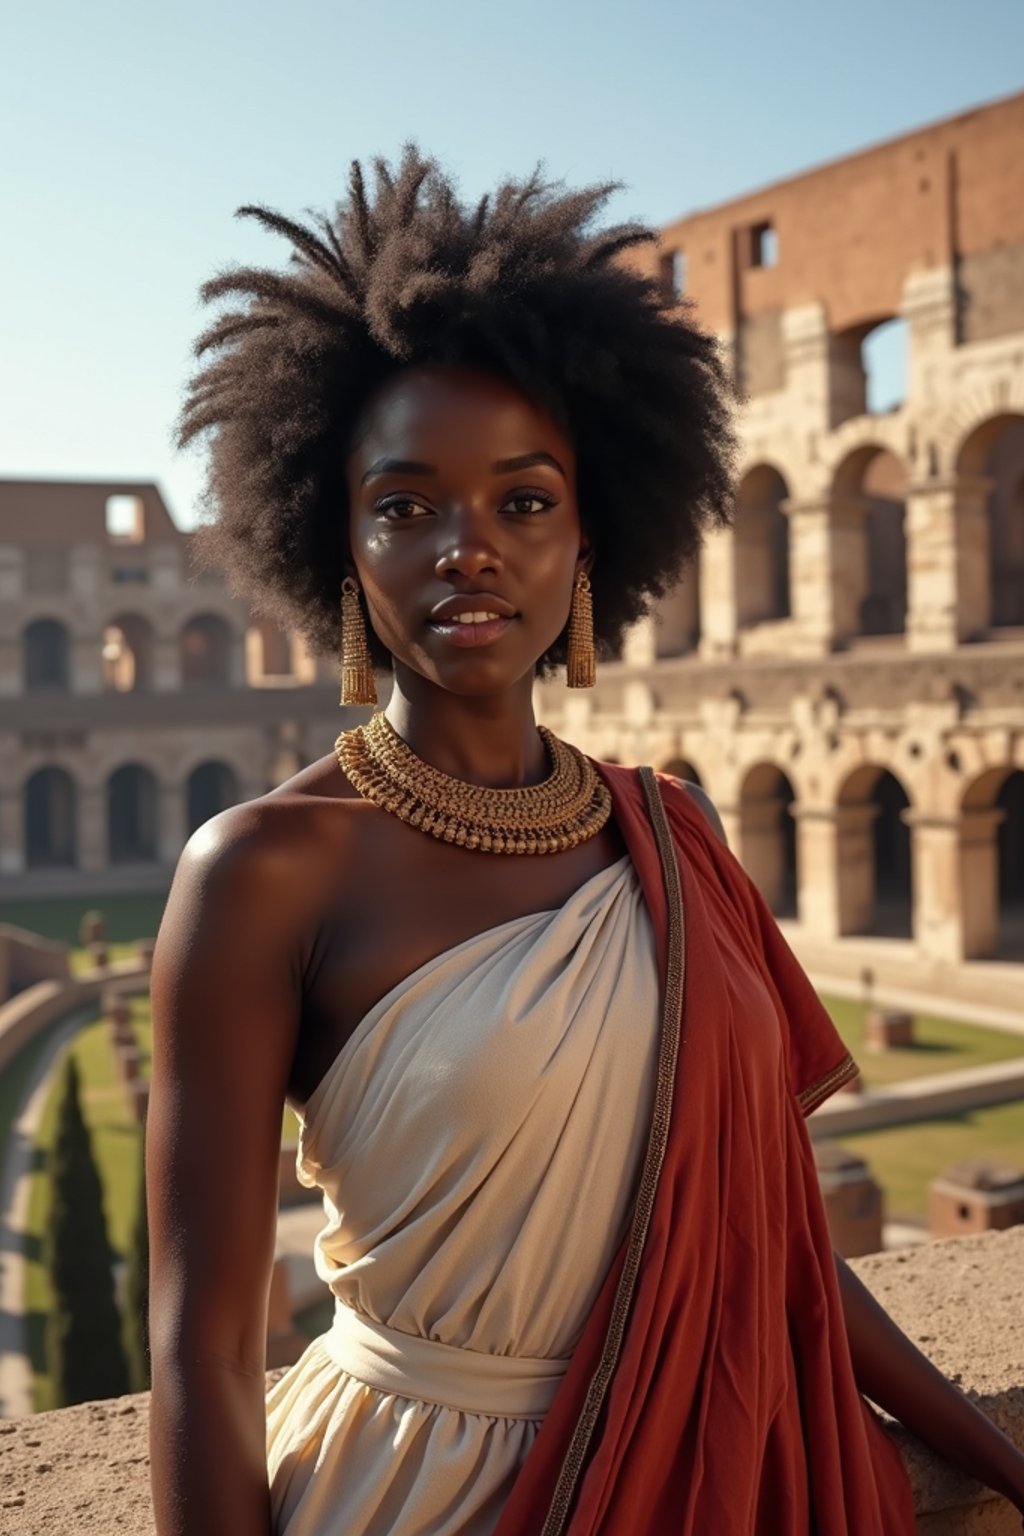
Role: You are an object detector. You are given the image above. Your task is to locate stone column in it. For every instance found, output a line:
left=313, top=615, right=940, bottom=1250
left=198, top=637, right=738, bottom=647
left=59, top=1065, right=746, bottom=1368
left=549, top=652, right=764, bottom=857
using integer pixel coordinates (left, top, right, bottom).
left=905, top=476, right=993, bottom=653
left=784, top=496, right=867, bottom=654
left=159, top=781, right=188, bottom=862
left=152, top=635, right=183, bottom=691
left=78, top=785, right=108, bottom=874
left=0, top=790, right=24, bottom=875
left=0, top=548, right=23, bottom=698
left=228, top=631, right=247, bottom=687
left=792, top=803, right=878, bottom=939
left=902, top=266, right=957, bottom=399
left=698, top=525, right=738, bottom=659
left=905, top=811, right=966, bottom=963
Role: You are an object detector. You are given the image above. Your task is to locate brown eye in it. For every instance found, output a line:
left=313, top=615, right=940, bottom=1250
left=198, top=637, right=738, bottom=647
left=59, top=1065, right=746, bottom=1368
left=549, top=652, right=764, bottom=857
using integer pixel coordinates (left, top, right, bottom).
left=503, top=490, right=556, bottom=515
left=375, top=495, right=430, bottom=519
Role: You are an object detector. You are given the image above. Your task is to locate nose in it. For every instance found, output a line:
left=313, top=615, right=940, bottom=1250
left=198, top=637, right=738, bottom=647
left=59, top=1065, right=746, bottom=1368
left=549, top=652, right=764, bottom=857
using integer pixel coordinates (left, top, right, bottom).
left=434, top=509, right=504, bottom=582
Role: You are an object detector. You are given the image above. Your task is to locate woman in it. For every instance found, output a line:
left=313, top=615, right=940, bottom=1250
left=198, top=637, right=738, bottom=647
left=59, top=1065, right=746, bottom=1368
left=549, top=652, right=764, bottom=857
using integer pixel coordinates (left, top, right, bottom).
left=148, top=151, right=1024, bottom=1535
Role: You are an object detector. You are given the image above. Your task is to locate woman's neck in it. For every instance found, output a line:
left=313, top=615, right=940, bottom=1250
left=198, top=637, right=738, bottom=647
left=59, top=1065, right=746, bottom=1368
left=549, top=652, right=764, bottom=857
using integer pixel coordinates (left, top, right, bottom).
left=383, top=674, right=550, bottom=789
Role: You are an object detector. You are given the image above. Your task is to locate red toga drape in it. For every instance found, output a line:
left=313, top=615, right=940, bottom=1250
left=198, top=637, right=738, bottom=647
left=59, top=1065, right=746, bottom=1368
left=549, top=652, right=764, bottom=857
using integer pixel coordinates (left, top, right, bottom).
left=495, top=763, right=916, bottom=1535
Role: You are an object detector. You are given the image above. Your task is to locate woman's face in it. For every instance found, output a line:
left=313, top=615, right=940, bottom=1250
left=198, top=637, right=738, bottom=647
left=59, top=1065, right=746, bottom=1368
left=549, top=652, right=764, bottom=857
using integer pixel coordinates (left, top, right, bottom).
left=345, top=363, right=590, bottom=698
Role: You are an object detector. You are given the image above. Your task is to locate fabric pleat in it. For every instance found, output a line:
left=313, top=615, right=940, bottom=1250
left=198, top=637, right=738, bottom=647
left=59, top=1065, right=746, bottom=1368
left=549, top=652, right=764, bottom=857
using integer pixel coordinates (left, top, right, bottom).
left=266, top=853, right=661, bottom=1536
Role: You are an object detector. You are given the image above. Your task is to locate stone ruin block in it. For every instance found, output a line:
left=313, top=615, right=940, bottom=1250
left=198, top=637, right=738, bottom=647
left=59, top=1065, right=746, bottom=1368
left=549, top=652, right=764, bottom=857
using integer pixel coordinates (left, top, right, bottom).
left=814, top=1140, right=884, bottom=1257
left=865, top=1008, right=914, bottom=1053
left=928, top=1160, right=1024, bottom=1239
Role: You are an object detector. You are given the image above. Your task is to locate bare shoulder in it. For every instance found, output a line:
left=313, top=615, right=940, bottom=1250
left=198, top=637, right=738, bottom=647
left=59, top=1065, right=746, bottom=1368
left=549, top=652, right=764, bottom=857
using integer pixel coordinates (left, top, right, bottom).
left=175, top=750, right=354, bottom=893
left=663, top=775, right=729, bottom=848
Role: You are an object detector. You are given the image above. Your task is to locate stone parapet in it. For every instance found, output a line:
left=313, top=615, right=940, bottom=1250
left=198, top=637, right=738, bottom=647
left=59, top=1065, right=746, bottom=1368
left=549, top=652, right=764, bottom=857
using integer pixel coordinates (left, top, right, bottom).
left=2, top=1231, right=1022, bottom=1532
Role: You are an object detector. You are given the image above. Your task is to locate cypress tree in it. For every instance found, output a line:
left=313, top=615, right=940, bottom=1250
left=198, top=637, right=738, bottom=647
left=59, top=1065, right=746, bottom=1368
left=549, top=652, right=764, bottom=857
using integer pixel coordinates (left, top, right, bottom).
left=123, top=1129, right=150, bottom=1391
left=43, top=1053, right=130, bottom=1405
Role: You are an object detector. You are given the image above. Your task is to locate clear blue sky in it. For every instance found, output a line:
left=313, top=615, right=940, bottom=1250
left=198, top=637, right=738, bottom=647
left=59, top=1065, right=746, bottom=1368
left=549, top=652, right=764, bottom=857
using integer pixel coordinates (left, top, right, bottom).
left=2, top=0, right=1021, bottom=529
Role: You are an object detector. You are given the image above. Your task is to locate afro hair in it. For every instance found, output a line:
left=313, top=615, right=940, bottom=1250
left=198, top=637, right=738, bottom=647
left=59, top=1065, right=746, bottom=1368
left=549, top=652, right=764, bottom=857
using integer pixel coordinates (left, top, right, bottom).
left=178, top=146, right=738, bottom=676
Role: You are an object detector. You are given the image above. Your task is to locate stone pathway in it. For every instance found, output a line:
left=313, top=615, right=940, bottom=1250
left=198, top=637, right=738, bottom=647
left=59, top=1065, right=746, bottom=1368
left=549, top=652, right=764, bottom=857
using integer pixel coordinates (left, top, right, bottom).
left=0, top=1008, right=91, bottom=1419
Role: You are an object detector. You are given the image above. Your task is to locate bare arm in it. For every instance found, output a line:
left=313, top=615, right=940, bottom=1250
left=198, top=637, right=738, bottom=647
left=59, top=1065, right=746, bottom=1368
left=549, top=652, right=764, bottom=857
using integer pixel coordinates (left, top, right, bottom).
left=147, top=808, right=303, bottom=1536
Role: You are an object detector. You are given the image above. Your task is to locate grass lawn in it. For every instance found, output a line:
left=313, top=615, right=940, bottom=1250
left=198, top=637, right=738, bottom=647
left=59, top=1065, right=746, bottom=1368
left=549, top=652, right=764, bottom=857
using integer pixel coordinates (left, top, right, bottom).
left=18, top=993, right=300, bottom=1408
left=841, top=1099, right=1024, bottom=1223
left=0, top=893, right=167, bottom=947
left=820, top=995, right=1024, bottom=1087
left=23, top=996, right=152, bottom=1410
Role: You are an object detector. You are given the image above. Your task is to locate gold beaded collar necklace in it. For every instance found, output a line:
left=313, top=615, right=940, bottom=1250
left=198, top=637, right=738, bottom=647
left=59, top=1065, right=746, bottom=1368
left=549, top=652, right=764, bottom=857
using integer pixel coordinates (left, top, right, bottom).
left=334, top=710, right=611, bottom=855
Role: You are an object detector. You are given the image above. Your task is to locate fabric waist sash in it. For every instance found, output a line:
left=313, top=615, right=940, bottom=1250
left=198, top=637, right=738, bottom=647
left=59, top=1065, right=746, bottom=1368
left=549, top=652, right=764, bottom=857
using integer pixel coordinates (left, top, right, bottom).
left=324, top=1301, right=568, bottom=1421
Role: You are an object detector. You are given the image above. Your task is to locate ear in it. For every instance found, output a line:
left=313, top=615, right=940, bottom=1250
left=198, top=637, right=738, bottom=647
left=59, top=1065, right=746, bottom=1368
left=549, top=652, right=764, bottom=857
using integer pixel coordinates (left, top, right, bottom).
left=576, top=532, right=595, bottom=577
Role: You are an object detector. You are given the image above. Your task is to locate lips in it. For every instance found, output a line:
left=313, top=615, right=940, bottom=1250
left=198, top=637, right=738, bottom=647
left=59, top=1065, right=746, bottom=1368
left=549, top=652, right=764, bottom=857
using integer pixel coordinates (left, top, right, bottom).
left=427, top=614, right=514, bottom=648
left=428, top=592, right=517, bottom=623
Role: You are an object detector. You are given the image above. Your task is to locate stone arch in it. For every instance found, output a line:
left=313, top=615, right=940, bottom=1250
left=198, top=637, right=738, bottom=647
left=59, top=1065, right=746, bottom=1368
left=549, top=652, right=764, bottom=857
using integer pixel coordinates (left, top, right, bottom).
left=24, top=766, right=77, bottom=868
left=837, top=764, right=913, bottom=937
left=939, top=372, right=1024, bottom=477
left=23, top=617, right=70, bottom=691
left=659, top=756, right=703, bottom=789
left=956, top=413, right=1024, bottom=630
left=739, top=763, right=797, bottom=918
left=107, top=763, right=159, bottom=864
left=961, top=767, right=1024, bottom=958
left=180, top=612, right=233, bottom=687
left=831, top=445, right=908, bottom=638
left=186, top=761, right=241, bottom=834
left=734, top=465, right=791, bottom=628
left=102, top=612, right=155, bottom=692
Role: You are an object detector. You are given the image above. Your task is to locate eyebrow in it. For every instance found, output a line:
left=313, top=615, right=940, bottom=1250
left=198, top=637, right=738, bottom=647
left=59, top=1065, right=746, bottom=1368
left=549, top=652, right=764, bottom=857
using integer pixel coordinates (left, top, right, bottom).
left=492, top=451, right=566, bottom=478
left=361, top=458, right=436, bottom=484
left=360, top=450, right=567, bottom=486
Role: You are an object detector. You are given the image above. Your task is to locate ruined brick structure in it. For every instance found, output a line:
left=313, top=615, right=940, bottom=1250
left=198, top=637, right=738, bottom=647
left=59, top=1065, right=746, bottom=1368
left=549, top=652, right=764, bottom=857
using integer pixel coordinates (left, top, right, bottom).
left=537, top=91, right=1024, bottom=967
left=0, top=481, right=350, bottom=899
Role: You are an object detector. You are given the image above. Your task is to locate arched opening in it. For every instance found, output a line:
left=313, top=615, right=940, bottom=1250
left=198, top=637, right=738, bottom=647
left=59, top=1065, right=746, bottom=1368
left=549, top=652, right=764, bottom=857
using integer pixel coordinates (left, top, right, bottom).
left=837, top=765, right=912, bottom=937
left=108, top=764, right=159, bottom=864
left=24, top=767, right=77, bottom=868
left=734, top=466, right=790, bottom=629
left=181, top=614, right=232, bottom=688
left=861, top=318, right=908, bottom=415
left=833, top=448, right=908, bottom=639
left=659, top=756, right=703, bottom=789
left=996, top=771, right=1024, bottom=956
left=873, top=770, right=913, bottom=934
left=102, top=613, right=154, bottom=692
left=739, top=763, right=797, bottom=918
left=187, top=761, right=241, bottom=834
left=960, top=768, right=1024, bottom=959
left=829, top=316, right=908, bottom=426
left=653, top=560, right=701, bottom=657
left=246, top=616, right=296, bottom=682
left=24, top=618, right=70, bottom=691
left=956, top=414, right=1024, bottom=632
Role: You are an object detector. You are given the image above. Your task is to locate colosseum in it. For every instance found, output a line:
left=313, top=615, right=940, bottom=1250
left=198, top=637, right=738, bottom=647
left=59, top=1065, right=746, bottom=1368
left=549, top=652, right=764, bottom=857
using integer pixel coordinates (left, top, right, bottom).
left=0, top=480, right=350, bottom=903
left=2, top=92, right=1022, bottom=984
left=537, top=90, right=1024, bottom=977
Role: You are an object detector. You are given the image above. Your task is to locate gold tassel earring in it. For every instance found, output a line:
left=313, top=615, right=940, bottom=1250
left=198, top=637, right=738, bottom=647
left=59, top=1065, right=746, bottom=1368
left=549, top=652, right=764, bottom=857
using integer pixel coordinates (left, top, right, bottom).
left=339, top=576, right=378, bottom=706
left=566, top=569, right=596, bottom=688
